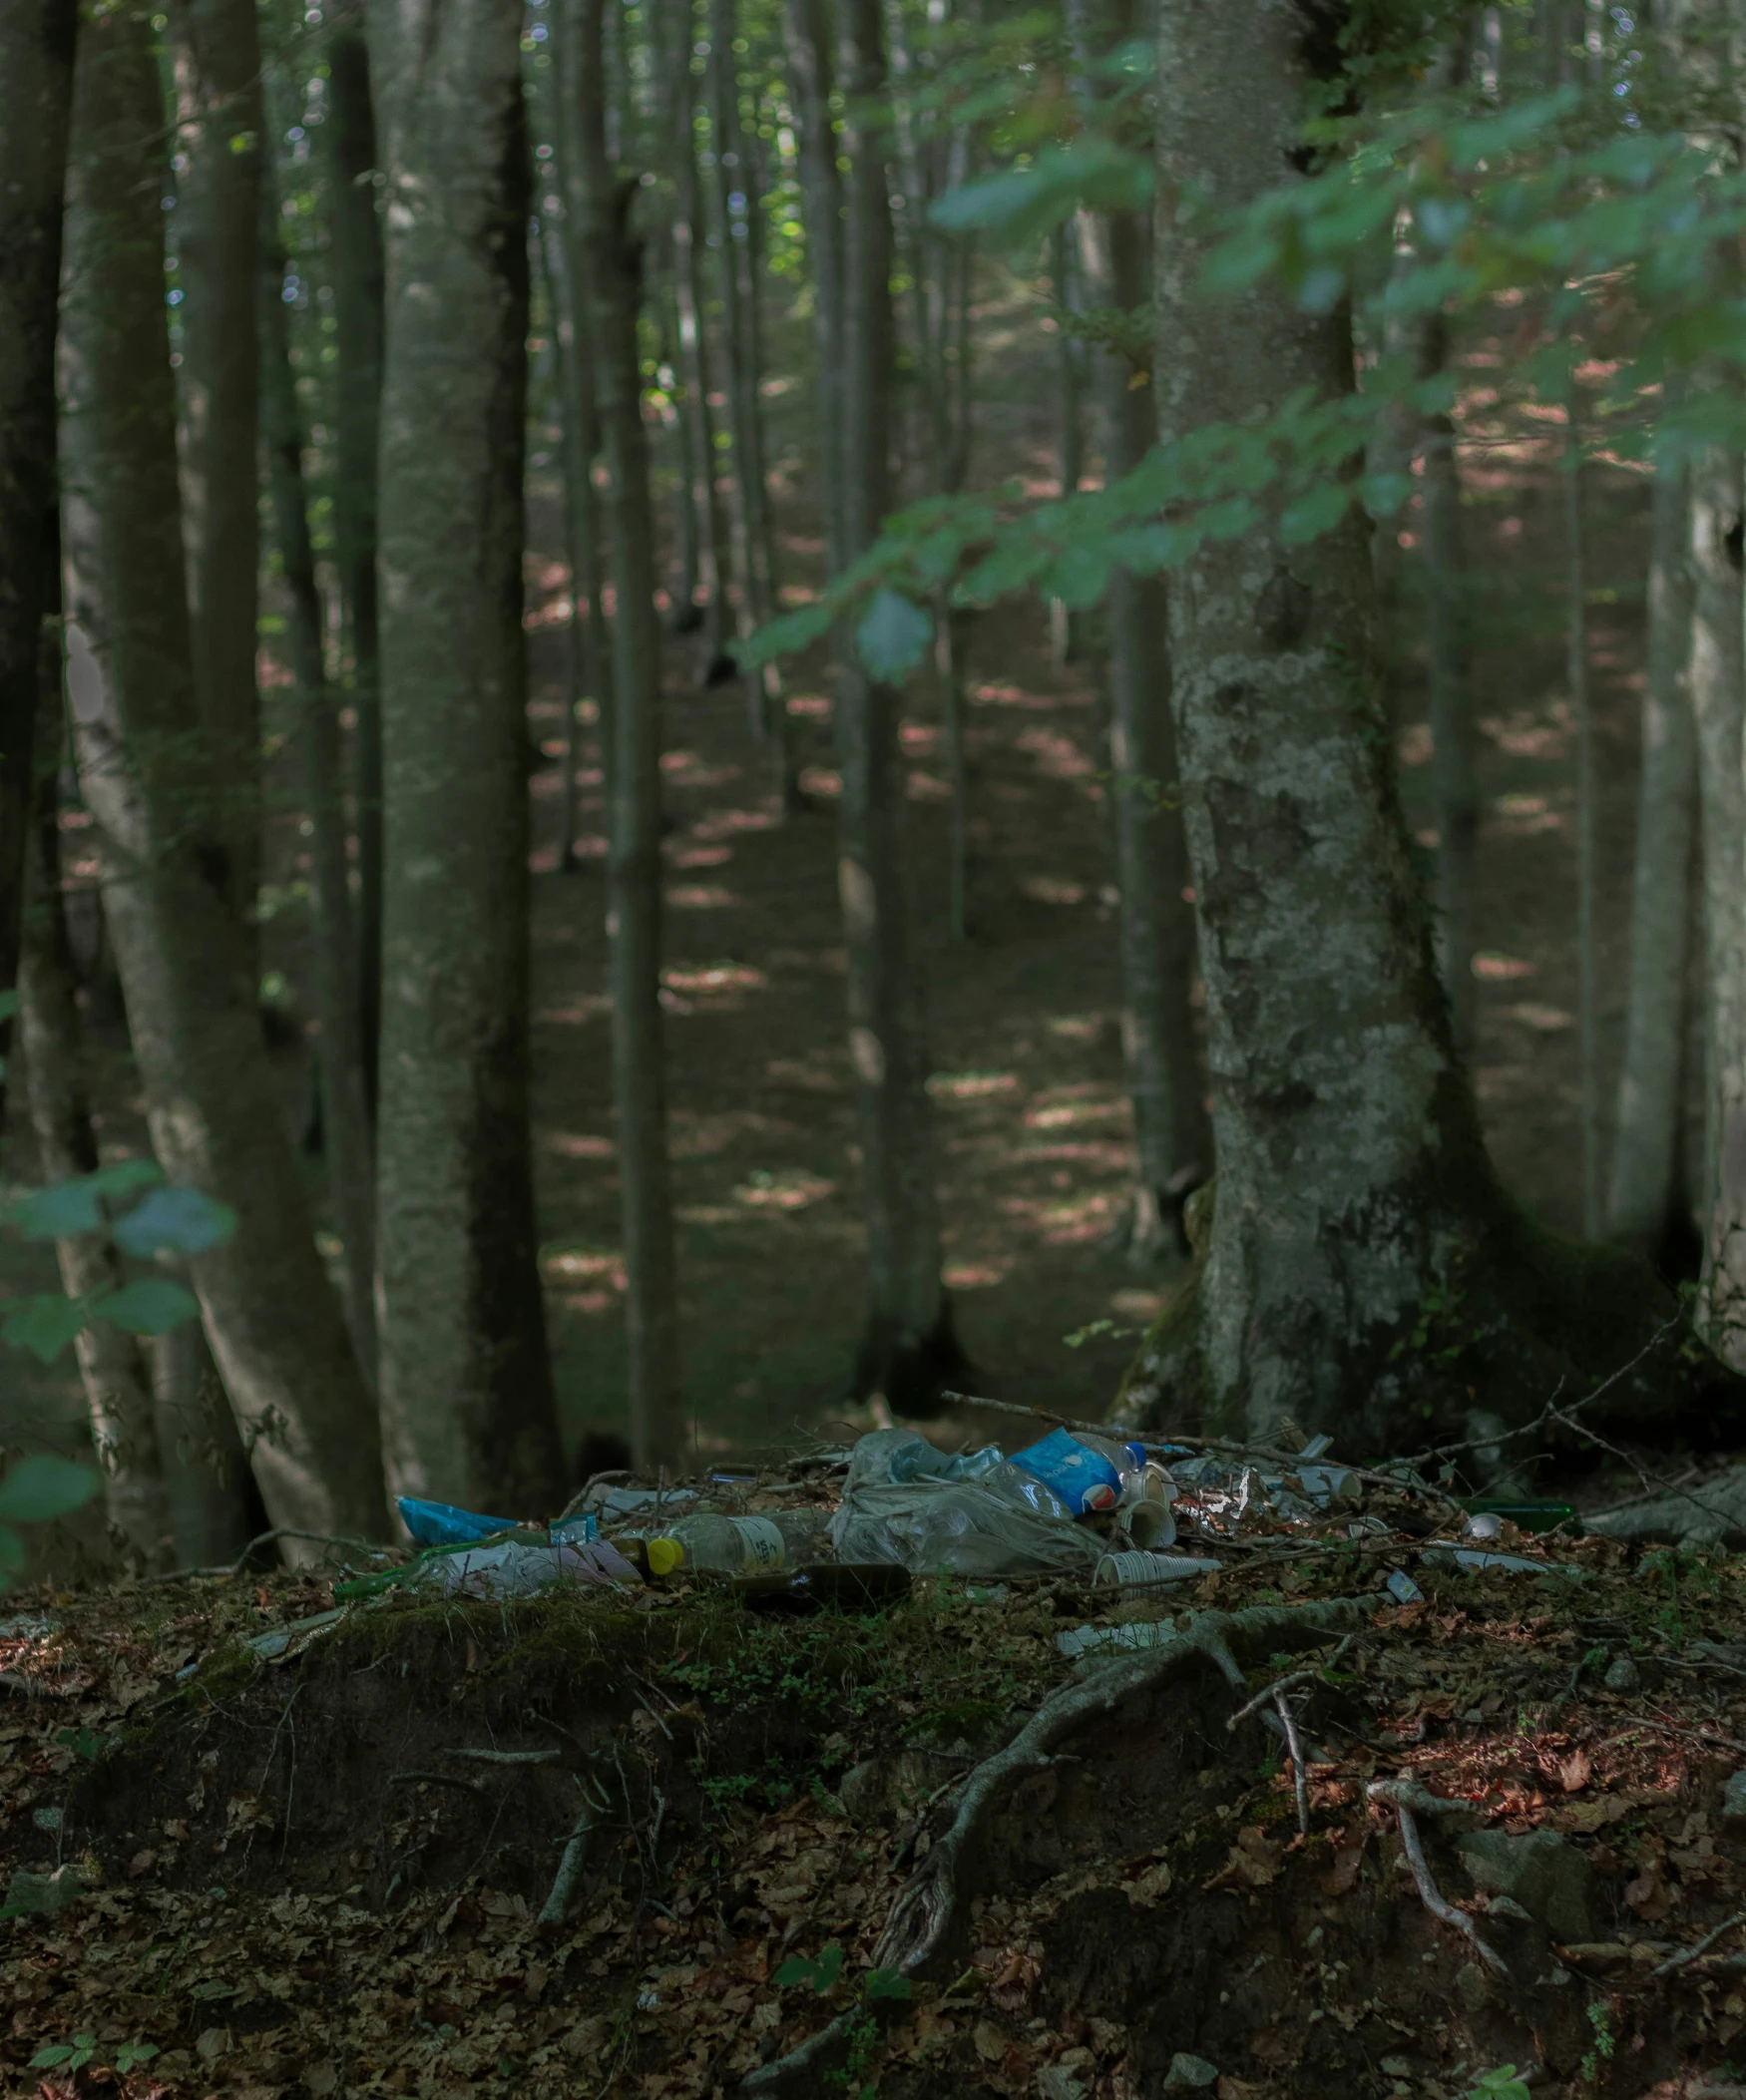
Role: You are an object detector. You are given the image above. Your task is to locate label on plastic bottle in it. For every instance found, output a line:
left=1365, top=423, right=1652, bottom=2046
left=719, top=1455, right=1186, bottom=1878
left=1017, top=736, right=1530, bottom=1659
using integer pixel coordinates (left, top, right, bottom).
left=733, top=1517, right=785, bottom=1571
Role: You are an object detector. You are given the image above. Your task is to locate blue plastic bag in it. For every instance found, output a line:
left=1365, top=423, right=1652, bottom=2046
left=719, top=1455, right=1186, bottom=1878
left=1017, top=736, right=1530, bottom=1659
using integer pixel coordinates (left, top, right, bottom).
left=1006, top=1428, right=1140, bottom=1515
left=887, top=1438, right=1006, bottom=1485
left=397, top=1496, right=521, bottom=1547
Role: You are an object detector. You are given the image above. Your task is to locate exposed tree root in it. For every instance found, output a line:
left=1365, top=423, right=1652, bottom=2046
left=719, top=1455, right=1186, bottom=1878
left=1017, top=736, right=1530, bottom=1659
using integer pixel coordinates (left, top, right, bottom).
left=868, top=1592, right=1377, bottom=1981
left=1367, top=1776, right=1507, bottom=1976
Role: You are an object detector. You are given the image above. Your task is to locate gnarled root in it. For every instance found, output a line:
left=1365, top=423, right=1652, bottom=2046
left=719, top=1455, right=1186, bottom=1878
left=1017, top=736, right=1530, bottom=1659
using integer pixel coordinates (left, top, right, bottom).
left=871, top=1593, right=1379, bottom=1980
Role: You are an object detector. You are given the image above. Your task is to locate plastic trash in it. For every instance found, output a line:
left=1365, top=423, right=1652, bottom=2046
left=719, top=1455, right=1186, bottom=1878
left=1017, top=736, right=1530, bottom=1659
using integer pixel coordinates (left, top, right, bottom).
left=398, top=1496, right=519, bottom=1547
left=643, top=1511, right=829, bottom=1577
left=1008, top=1427, right=1145, bottom=1515
left=1386, top=1568, right=1424, bottom=1604
left=1421, top=1544, right=1585, bottom=1579
left=1093, top=1550, right=1219, bottom=1587
left=887, top=1439, right=1006, bottom=1484
left=1117, top=1463, right=1178, bottom=1549
left=587, top=1483, right=699, bottom=1522
left=830, top=1429, right=1102, bottom=1578
left=418, top=1534, right=640, bottom=1597
left=1057, top=1620, right=1177, bottom=1659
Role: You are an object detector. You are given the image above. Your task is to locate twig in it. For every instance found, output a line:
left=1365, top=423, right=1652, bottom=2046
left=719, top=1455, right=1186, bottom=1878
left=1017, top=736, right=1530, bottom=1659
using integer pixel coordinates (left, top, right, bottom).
left=539, top=1806, right=598, bottom=1927
left=1367, top=1778, right=1507, bottom=1976
left=1617, top=1712, right=1746, bottom=1758
left=142, top=1528, right=397, bottom=1583
left=1653, top=1908, right=1746, bottom=1976
left=631, top=1683, right=674, bottom=1741
left=445, top=1747, right=562, bottom=1766
left=555, top=1470, right=631, bottom=1526
left=0, top=1670, right=71, bottom=1699
left=389, top=1769, right=489, bottom=1796
left=1276, top=1692, right=1310, bottom=1837
left=1225, top=1635, right=1356, bottom=1731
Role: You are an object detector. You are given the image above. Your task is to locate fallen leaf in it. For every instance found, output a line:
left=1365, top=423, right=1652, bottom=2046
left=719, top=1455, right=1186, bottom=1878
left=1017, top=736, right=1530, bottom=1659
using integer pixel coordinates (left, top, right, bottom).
left=1205, top=1826, right=1283, bottom=1890
left=973, top=2019, right=1007, bottom=2062
left=1558, top=1749, right=1592, bottom=1794
left=1322, top=1837, right=1365, bottom=1895
left=1123, top=1859, right=1173, bottom=1908
left=196, top=2026, right=231, bottom=2064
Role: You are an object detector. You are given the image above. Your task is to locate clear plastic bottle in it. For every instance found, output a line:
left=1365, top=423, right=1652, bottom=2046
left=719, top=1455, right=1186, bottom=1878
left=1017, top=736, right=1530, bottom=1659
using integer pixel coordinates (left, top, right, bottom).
left=644, top=1509, right=829, bottom=1577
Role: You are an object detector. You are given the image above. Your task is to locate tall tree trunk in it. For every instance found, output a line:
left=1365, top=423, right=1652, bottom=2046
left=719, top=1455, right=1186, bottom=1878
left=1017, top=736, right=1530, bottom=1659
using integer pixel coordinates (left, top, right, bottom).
left=1608, top=419, right=1698, bottom=1260
left=169, top=0, right=262, bottom=931
left=20, top=621, right=173, bottom=1569
left=560, top=0, right=686, bottom=1470
left=1566, top=386, right=1601, bottom=1239
left=836, top=0, right=961, bottom=1410
left=0, top=0, right=76, bottom=1124
left=785, top=0, right=846, bottom=573
left=1689, top=440, right=1746, bottom=1365
left=259, top=157, right=377, bottom=1380
left=1070, top=0, right=1207, bottom=1262
left=1049, top=219, right=1085, bottom=668
left=367, top=0, right=566, bottom=1510
left=1420, top=309, right=1482, bottom=1056
left=59, top=0, right=385, bottom=1544
left=671, top=151, right=735, bottom=667
left=1122, top=0, right=1722, bottom=1448
left=328, top=25, right=386, bottom=1116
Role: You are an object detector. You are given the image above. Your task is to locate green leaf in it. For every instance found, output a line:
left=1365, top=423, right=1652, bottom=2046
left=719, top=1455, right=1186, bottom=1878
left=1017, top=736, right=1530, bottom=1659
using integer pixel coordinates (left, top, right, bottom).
left=854, top=590, right=933, bottom=683
left=8, top=1180, right=105, bottom=1240
left=737, top=600, right=832, bottom=671
left=0, top=991, right=17, bottom=1023
left=932, top=141, right=1152, bottom=247
left=2, top=1294, right=90, bottom=1364
left=0, top=1455, right=101, bottom=1523
left=1278, top=481, right=1351, bottom=545
left=54, top=1725, right=110, bottom=1761
left=29, top=2045, right=77, bottom=2069
left=92, top=1277, right=201, bottom=1337
left=112, top=1184, right=236, bottom=1258
left=864, top=1968, right=911, bottom=2000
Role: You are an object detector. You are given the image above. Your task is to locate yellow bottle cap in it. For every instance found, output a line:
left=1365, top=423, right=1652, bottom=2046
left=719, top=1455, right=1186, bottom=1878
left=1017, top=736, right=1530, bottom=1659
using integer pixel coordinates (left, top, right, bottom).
left=646, top=1537, right=682, bottom=1577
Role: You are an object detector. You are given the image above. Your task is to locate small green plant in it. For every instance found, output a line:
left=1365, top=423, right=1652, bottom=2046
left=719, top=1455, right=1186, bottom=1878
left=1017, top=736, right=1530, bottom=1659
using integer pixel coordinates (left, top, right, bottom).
left=773, top=1946, right=910, bottom=2096
left=1581, top=2000, right=1616, bottom=2084
left=1465, top=2071, right=1530, bottom=2100
left=0, top=1457, right=99, bottom=1594
left=30, top=2034, right=160, bottom=2074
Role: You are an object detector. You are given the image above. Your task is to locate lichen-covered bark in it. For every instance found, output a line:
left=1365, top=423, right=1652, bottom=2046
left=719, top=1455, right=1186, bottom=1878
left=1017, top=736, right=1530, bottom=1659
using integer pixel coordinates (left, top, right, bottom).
left=169, top=0, right=262, bottom=929
left=368, top=0, right=565, bottom=1509
left=1120, top=0, right=1741, bottom=1450
left=60, top=0, right=385, bottom=1545
left=0, top=0, right=75, bottom=1113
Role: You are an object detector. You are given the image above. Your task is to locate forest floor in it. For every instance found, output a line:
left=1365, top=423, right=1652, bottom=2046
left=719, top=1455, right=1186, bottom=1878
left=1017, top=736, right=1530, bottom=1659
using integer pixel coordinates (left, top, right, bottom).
left=7, top=1491, right=1746, bottom=2100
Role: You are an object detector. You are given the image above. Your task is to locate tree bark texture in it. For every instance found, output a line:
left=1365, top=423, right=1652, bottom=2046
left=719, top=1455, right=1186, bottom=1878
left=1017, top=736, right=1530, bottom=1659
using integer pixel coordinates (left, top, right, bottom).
left=1608, top=425, right=1697, bottom=1259
left=561, top=0, right=686, bottom=1469
left=259, top=166, right=378, bottom=1381
left=367, top=0, right=566, bottom=1510
left=328, top=26, right=386, bottom=1114
left=1122, top=0, right=1722, bottom=1448
left=20, top=636, right=173, bottom=1568
left=785, top=0, right=846, bottom=572
left=60, top=0, right=386, bottom=1544
left=169, top=0, right=262, bottom=930
left=1689, top=441, right=1746, bottom=1365
left=0, top=0, right=76, bottom=1117
left=836, top=0, right=959, bottom=1409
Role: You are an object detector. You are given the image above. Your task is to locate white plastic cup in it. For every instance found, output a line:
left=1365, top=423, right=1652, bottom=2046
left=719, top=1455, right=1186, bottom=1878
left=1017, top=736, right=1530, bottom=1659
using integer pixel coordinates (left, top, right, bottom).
left=1093, top=1550, right=1217, bottom=1587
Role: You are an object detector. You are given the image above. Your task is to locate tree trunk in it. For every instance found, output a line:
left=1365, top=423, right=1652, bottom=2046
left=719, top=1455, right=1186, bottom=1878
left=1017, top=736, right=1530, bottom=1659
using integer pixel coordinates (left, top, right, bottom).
left=785, top=0, right=846, bottom=573
left=1566, top=387, right=1601, bottom=1238
left=328, top=26, right=385, bottom=1116
left=1608, top=418, right=1698, bottom=1261
left=367, top=0, right=566, bottom=1511
left=1069, top=0, right=1207, bottom=1263
left=561, top=0, right=686, bottom=1470
left=1121, top=0, right=1733, bottom=1449
left=835, top=0, right=962, bottom=1411
left=1689, top=439, right=1746, bottom=1366
left=59, top=0, right=386, bottom=1544
left=0, top=0, right=76, bottom=1125
left=1420, top=312, right=1482, bottom=1058
left=169, top=0, right=262, bottom=931
left=671, top=150, right=735, bottom=667
left=20, top=624, right=173, bottom=1569
left=259, top=156, right=377, bottom=1381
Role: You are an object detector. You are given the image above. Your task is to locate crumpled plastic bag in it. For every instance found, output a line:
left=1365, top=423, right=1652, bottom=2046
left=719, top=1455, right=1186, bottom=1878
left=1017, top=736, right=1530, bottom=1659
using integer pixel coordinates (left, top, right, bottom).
left=829, top=1430, right=1103, bottom=1578
left=416, top=1535, right=641, bottom=1598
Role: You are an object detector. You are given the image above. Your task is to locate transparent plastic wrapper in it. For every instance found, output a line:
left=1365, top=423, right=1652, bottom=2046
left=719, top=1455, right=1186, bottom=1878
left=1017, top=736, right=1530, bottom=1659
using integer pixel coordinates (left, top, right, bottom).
left=1008, top=1427, right=1141, bottom=1513
left=417, top=1535, right=641, bottom=1598
left=829, top=1431, right=1102, bottom=1578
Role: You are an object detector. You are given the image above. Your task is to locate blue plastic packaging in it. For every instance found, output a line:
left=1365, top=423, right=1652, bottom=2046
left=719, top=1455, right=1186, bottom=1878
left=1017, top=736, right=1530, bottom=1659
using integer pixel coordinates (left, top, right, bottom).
left=887, top=1438, right=1006, bottom=1485
left=1006, top=1428, right=1143, bottom=1515
left=399, top=1496, right=599, bottom=1547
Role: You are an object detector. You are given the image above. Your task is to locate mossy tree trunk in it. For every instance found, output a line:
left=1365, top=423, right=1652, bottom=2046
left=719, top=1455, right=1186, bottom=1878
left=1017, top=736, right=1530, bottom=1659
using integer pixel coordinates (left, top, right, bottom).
left=1120, top=0, right=1741, bottom=1452
left=60, top=0, right=386, bottom=1544
left=367, top=0, right=566, bottom=1509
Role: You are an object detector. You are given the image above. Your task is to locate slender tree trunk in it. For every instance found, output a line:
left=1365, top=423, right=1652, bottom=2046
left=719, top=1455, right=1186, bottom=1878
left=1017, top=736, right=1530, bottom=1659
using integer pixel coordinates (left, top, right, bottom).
left=1070, top=0, right=1207, bottom=1262
left=538, top=164, right=608, bottom=875
left=1123, top=0, right=1719, bottom=1447
left=1689, top=439, right=1746, bottom=1365
left=0, top=0, right=76, bottom=1122
left=259, top=161, right=377, bottom=1379
left=328, top=27, right=385, bottom=1116
left=59, top=0, right=385, bottom=1543
left=835, top=0, right=960, bottom=1410
left=1049, top=219, right=1085, bottom=668
left=1421, top=311, right=1482, bottom=1055
left=367, top=0, right=566, bottom=1510
left=671, top=156, right=735, bottom=667
left=785, top=0, right=847, bottom=573
left=20, top=623, right=173, bottom=1568
left=1608, top=418, right=1698, bottom=1258
left=561, top=0, right=686, bottom=1469
left=169, top=0, right=262, bottom=931
left=1566, top=388, right=1601, bottom=1239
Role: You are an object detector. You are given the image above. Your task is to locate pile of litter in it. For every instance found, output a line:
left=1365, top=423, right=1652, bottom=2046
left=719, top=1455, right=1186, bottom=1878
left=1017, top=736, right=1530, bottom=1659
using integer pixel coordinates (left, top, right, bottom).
left=6, top=1411, right=1746, bottom=2099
